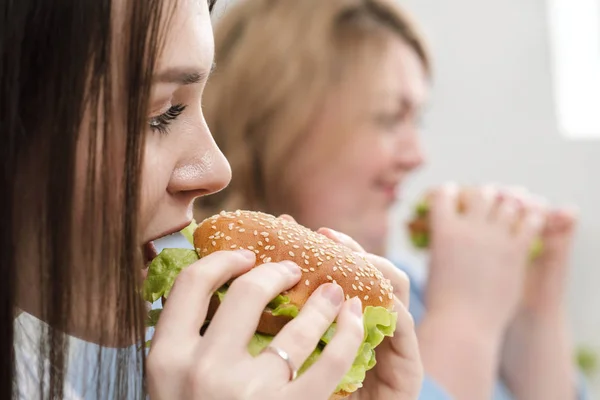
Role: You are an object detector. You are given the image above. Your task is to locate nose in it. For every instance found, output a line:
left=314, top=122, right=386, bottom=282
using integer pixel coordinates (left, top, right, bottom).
left=394, top=128, right=426, bottom=171
left=168, top=130, right=232, bottom=202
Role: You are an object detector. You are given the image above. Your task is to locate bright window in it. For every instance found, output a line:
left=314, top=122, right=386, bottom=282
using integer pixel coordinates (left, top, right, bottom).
left=547, top=0, right=600, bottom=139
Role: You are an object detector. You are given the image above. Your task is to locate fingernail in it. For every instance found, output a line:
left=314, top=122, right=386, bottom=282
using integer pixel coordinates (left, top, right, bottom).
left=321, top=283, right=344, bottom=306
left=350, top=297, right=363, bottom=317
left=329, top=229, right=345, bottom=242
left=236, top=249, right=256, bottom=260
left=279, top=260, right=301, bottom=275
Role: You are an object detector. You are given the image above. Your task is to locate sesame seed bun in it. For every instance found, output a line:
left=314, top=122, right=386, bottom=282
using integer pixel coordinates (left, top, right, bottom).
left=194, top=210, right=395, bottom=336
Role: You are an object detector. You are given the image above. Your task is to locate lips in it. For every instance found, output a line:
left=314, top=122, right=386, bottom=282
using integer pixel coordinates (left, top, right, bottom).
left=376, top=180, right=401, bottom=203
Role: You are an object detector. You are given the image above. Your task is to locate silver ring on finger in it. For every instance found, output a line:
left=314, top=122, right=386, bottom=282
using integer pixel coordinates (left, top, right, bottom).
left=261, top=345, right=298, bottom=381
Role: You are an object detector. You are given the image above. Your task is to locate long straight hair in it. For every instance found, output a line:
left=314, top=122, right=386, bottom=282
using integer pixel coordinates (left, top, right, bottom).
left=1, top=0, right=214, bottom=398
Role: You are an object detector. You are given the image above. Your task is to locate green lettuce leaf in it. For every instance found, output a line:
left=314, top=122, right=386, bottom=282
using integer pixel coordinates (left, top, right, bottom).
left=246, top=305, right=397, bottom=394
left=180, top=220, right=198, bottom=246
left=415, top=200, right=430, bottom=218
left=146, top=309, right=162, bottom=328
left=529, top=237, right=544, bottom=260
left=142, top=248, right=199, bottom=303
left=410, top=231, right=429, bottom=249
left=270, top=302, right=299, bottom=318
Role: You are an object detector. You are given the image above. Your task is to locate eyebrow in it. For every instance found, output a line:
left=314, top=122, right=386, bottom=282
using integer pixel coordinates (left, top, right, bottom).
left=155, top=63, right=216, bottom=85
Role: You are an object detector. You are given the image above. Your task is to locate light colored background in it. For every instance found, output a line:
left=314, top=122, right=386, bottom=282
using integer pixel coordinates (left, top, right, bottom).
left=212, top=0, right=600, bottom=395
left=387, top=0, right=600, bottom=396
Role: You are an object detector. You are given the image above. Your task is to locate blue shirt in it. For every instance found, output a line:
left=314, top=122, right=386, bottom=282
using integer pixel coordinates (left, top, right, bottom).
left=393, top=259, right=589, bottom=400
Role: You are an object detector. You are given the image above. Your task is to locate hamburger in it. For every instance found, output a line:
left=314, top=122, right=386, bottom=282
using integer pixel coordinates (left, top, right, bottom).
left=143, top=210, right=397, bottom=398
left=407, top=193, right=544, bottom=259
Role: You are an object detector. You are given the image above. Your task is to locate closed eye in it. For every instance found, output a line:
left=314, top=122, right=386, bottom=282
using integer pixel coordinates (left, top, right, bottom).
left=149, top=104, right=188, bottom=135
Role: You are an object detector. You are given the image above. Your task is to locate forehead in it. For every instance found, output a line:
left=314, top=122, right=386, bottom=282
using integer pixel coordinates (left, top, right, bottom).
left=339, top=37, right=428, bottom=108
left=374, top=38, right=428, bottom=106
left=158, top=0, right=214, bottom=72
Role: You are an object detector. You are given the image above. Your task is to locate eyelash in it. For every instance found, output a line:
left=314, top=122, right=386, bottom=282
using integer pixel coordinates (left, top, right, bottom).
left=149, top=103, right=187, bottom=134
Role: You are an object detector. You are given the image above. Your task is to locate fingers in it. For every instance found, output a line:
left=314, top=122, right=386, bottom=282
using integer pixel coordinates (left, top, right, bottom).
left=363, top=253, right=410, bottom=308
left=461, top=185, right=498, bottom=218
left=544, top=207, right=578, bottom=235
left=493, top=195, right=519, bottom=228
left=428, top=182, right=460, bottom=223
left=384, top=298, right=422, bottom=378
left=318, top=227, right=366, bottom=253
left=286, top=297, right=364, bottom=399
left=279, top=214, right=297, bottom=224
left=204, top=260, right=302, bottom=349
left=255, top=283, right=346, bottom=382
left=153, top=249, right=257, bottom=343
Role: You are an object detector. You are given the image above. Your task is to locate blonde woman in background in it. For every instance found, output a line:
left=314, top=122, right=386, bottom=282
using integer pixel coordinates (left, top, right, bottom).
left=198, top=0, right=588, bottom=399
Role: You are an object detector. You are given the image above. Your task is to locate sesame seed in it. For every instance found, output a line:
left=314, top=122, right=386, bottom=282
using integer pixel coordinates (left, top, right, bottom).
left=352, top=284, right=358, bottom=290
left=225, top=236, right=231, bottom=241
left=212, top=241, right=217, bottom=246
left=228, top=223, right=234, bottom=230
left=309, top=267, right=315, bottom=272
left=261, top=232, right=269, bottom=237
left=364, top=295, right=369, bottom=300
left=260, top=254, right=266, bottom=259
left=333, top=266, right=338, bottom=272
left=237, top=219, right=244, bottom=224
left=346, top=294, right=350, bottom=300
left=302, top=268, right=309, bottom=273
left=379, top=296, right=384, bottom=302
left=209, top=235, right=215, bottom=240
left=289, top=251, right=295, bottom=257
left=293, top=244, right=300, bottom=249
left=264, top=257, right=272, bottom=263
left=211, top=225, right=217, bottom=230
left=238, top=228, right=246, bottom=233
left=247, top=246, right=254, bottom=250
left=258, top=241, right=263, bottom=246
left=358, top=286, right=363, bottom=291
left=304, top=260, right=309, bottom=265
left=230, top=244, right=237, bottom=249
left=342, top=272, right=348, bottom=277
left=254, top=230, right=258, bottom=236
left=388, top=293, right=393, bottom=299
left=265, top=238, right=270, bottom=242
left=326, top=275, right=333, bottom=280
left=305, top=280, right=310, bottom=286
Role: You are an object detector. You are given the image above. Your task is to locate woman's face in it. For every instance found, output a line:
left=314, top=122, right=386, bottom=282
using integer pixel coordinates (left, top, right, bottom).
left=140, top=0, right=230, bottom=247
left=285, top=38, right=428, bottom=255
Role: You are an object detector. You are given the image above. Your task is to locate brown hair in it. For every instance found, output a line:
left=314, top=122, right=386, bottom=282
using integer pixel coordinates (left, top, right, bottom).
left=197, top=0, right=429, bottom=218
left=2, top=1, right=216, bottom=398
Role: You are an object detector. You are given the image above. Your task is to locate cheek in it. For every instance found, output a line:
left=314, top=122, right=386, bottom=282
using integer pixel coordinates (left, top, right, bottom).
left=139, top=139, right=174, bottom=226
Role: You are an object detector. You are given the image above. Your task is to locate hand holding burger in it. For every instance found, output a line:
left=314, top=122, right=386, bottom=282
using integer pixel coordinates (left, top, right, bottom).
left=144, top=210, right=418, bottom=400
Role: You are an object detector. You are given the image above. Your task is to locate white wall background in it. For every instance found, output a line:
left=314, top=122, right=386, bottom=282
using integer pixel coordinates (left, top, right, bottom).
left=388, top=0, right=600, bottom=396
left=211, top=0, right=600, bottom=395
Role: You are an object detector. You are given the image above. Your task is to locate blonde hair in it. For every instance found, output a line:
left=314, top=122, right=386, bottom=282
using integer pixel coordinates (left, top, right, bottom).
left=197, top=0, right=430, bottom=218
